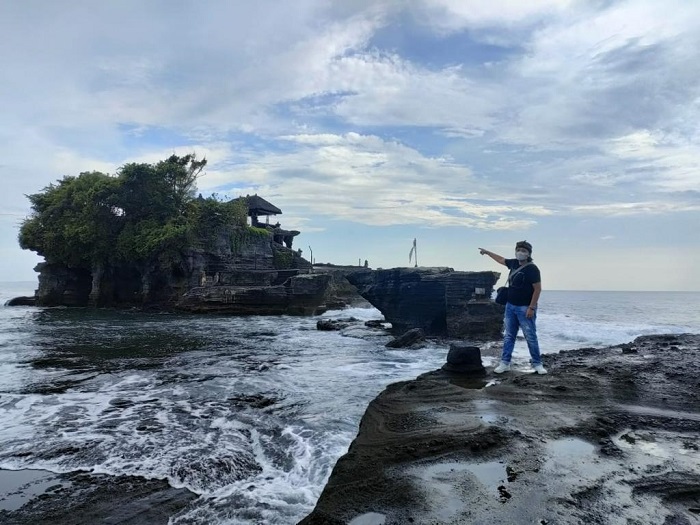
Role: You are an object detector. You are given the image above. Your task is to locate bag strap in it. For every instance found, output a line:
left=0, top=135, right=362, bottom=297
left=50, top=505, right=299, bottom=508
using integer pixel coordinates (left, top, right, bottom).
left=507, top=262, right=533, bottom=286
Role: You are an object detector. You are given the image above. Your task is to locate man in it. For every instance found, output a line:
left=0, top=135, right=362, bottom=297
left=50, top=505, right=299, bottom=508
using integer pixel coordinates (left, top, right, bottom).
left=479, top=241, right=547, bottom=375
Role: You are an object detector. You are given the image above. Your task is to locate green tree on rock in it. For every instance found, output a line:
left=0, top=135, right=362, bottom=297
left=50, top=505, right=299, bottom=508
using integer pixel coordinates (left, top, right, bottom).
left=19, top=154, right=210, bottom=270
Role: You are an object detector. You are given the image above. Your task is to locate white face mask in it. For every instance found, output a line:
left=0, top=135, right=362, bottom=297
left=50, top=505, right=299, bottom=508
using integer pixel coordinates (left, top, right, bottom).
left=515, top=251, right=529, bottom=261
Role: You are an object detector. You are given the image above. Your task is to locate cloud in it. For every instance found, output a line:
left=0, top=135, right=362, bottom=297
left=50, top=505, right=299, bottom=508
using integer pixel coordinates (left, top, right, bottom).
left=206, top=132, right=549, bottom=229
left=572, top=201, right=700, bottom=217
left=499, top=0, right=700, bottom=147
left=409, top=0, right=575, bottom=32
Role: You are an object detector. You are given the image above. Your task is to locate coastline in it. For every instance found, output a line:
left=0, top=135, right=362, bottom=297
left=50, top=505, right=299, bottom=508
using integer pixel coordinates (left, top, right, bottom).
left=299, top=334, right=700, bottom=524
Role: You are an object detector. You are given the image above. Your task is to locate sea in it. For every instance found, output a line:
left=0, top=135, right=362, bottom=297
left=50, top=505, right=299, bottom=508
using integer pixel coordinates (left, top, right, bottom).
left=1, top=281, right=699, bottom=524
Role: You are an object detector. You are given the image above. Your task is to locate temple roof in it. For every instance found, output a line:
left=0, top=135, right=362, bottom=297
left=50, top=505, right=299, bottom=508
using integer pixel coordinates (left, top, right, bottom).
left=235, top=194, right=282, bottom=216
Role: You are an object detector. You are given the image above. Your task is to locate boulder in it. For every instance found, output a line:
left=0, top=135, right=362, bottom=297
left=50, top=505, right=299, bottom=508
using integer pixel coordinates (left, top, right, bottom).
left=386, top=328, right=425, bottom=348
left=441, top=343, right=486, bottom=375
left=317, top=319, right=350, bottom=331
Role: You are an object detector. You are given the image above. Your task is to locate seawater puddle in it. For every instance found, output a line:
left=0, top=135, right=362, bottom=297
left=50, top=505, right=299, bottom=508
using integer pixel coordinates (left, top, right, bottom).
left=431, top=398, right=504, bottom=427
left=348, top=512, right=387, bottom=525
left=472, top=399, right=503, bottom=424
left=614, top=429, right=700, bottom=470
left=403, top=460, right=507, bottom=522
left=410, top=460, right=506, bottom=491
left=0, top=468, right=65, bottom=511
left=547, top=437, right=596, bottom=457
left=543, top=438, right=601, bottom=480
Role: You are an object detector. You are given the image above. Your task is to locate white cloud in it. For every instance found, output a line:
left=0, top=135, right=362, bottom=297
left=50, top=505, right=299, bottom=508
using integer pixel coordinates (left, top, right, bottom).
left=410, top=0, right=575, bottom=32
left=605, top=131, right=700, bottom=192
left=572, top=201, right=700, bottom=217
left=208, top=132, right=548, bottom=229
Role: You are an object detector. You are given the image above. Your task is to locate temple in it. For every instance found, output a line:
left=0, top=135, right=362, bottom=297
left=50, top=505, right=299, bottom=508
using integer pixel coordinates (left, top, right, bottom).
left=233, top=194, right=300, bottom=249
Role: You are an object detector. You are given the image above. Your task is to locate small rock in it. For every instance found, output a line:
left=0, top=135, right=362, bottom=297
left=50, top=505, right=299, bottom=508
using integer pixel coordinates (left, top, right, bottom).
left=385, top=328, right=425, bottom=348
left=442, top=343, right=485, bottom=375
left=498, top=485, right=512, bottom=501
left=317, top=319, right=350, bottom=331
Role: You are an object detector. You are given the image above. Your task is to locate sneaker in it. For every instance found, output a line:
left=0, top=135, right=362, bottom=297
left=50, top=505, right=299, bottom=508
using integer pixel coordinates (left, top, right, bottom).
left=532, top=364, right=548, bottom=375
left=494, top=361, right=511, bottom=374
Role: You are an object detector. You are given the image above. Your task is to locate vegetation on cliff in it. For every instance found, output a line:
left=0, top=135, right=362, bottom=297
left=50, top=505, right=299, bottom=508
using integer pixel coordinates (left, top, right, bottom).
left=19, top=155, right=255, bottom=268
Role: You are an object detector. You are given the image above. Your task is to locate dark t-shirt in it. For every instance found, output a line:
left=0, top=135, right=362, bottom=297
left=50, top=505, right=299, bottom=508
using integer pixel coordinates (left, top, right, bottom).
left=505, top=259, right=541, bottom=306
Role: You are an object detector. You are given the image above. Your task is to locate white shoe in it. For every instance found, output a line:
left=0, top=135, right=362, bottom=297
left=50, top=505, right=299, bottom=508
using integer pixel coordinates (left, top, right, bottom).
left=494, top=362, right=511, bottom=374
left=532, top=364, right=548, bottom=375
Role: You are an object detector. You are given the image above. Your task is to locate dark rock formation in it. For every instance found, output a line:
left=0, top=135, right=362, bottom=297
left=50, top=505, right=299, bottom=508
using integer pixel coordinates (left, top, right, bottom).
left=24, top=226, right=328, bottom=315
left=385, top=328, right=425, bottom=348
left=346, top=267, right=503, bottom=338
left=5, top=296, right=36, bottom=306
left=300, top=334, right=700, bottom=524
left=0, top=470, right=197, bottom=525
left=441, top=343, right=486, bottom=374
left=311, top=264, right=369, bottom=308
left=35, top=262, right=92, bottom=307
left=317, top=318, right=358, bottom=331
left=178, top=273, right=330, bottom=315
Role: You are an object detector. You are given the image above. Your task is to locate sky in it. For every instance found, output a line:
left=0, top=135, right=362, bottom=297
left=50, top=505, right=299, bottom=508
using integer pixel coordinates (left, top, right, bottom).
left=1, top=0, right=699, bottom=291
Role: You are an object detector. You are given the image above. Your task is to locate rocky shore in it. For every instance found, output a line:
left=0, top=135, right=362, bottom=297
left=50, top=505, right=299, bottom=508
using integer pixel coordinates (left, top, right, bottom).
left=2, top=335, right=697, bottom=524
left=300, top=334, right=700, bottom=525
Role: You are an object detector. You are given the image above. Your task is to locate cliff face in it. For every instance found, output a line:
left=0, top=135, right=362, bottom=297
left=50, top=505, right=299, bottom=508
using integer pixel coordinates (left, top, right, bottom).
left=32, top=228, right=322, bottom=314
left=346, top=267, right=503, bottom=338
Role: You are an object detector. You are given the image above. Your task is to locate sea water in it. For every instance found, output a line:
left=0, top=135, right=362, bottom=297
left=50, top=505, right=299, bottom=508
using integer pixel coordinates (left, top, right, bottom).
left=1, top=281, right=698, bottom=524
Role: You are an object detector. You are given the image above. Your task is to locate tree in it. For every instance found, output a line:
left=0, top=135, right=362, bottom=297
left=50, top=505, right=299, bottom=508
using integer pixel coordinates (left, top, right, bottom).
left=17, top=154, right=263, bottom=272
left=19, top=171, right=120, bottom=267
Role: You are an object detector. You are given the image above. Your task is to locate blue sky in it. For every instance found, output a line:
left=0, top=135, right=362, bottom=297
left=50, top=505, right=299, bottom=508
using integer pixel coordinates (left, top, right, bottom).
left=1, top=0, right=699, bottom=290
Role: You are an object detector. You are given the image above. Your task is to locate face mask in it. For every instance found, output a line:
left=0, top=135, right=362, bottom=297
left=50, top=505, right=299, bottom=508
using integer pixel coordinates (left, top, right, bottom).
left=515, top=251, right=529, bottom=261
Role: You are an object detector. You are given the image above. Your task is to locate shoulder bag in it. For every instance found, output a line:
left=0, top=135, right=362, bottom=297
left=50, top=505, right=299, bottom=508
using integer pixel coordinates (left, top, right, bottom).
left=495, top=262, right=533, bottom=305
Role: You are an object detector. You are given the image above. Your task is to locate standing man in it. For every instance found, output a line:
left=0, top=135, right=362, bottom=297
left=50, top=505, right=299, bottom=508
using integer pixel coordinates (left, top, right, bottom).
left=479, top=241, right=547, bottom=374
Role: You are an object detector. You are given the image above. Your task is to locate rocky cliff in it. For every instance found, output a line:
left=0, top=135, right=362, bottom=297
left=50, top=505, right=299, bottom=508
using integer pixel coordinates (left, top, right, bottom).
left=30, top=228, right=326, bottom=314
left=346, top=267, right=503, bottom=338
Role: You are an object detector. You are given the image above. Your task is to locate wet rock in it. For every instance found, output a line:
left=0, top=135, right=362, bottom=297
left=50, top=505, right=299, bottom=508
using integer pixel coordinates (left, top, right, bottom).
left=5, top=296, right=36, bottom=306
left=108, top=398, right=135, bottom=408
left=317, top=319, right=349, bottom=331
left=621, top=343, right=638, bottom=354
left=498, top=485, right=512, bottom=501
left=506, top=466, right=519, bottom=482
left=385, top=328, right=425, bottom=348
left=300, top=334, right=700, bottom=524
left=0, top=471, right=197, bottom=525
left=364, top=320, right=387, bottom=329
left=441, top=343, right=486, bottom=375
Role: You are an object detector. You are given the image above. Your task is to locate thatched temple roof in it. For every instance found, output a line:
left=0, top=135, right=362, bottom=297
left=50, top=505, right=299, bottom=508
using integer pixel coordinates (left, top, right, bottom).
left=234, top=194, right=282, bottom=216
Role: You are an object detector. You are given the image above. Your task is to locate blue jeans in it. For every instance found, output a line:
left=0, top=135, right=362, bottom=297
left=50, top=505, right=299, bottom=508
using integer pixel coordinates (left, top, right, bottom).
left=501, top=302, right=542, bottom=365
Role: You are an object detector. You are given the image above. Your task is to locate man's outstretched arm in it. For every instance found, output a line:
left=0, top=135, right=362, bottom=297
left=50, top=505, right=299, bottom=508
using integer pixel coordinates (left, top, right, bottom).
left=479, top=248, right=506, bottom=266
